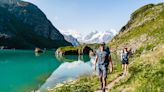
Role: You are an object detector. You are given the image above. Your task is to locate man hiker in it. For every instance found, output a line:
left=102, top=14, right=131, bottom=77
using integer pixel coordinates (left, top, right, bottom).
left=121, top=47, right=129, bottom=76
left=94, top=42, right=113, bottom=92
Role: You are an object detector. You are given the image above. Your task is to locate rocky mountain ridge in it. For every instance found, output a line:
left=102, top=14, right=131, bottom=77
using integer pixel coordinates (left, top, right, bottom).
left=63, top=34, right=79, bottom=46
left=0, top=0, right=71, bottom=49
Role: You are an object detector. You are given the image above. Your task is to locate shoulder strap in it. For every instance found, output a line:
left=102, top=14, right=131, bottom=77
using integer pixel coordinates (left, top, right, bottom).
left=104, top=46, right=110, bottom=55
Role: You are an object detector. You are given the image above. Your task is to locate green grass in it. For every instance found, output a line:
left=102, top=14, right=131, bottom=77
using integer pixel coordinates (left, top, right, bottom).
left=60, top=46, right=79, bottom=52
left=160, top=57, right=164, bottom=64
left=145, top=44, right=155, bottom=51
left=110, top=55, right=164, bottom=92
left=131, top=4, right=155, bottom=19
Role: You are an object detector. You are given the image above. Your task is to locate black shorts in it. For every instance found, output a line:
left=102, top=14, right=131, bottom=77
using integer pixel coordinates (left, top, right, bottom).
left=122, top=60, right=129, bottom=64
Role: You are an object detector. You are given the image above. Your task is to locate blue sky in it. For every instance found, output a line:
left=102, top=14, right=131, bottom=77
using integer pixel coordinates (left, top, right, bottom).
left=24, top=0, right=163, bottom=35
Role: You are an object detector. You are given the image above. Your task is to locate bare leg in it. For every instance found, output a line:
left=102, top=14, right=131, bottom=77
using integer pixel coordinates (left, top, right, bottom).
left=123, top=64, right=126, bottom=75
left=102, top=78, right=106, bottom=92
left=122, top=64, right=124, bottom=70
left=125, top=64, right=128, bottom=75
left=99, top=77, right=103, bottom=90
left=103, top=78, right=107, bottom=88
left=124, top=64, right=127, bottom=75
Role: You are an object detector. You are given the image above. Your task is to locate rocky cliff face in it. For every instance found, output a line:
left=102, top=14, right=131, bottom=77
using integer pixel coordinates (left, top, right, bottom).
left=0, top=0, right=71, bottom=49
left=63, top=35, right=79, bottom=46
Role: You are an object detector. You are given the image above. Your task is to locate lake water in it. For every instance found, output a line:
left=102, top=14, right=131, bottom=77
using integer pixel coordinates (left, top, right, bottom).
left=0, top=50, right=93, bottom=92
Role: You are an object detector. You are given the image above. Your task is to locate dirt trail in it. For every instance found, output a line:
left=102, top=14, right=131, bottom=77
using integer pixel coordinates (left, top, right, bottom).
left=95, top=74, right=124, bottom=92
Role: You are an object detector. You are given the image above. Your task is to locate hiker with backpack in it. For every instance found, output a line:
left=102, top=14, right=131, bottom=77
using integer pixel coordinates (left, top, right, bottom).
left=94, top=42, right=113, bottom=92
left=121, top=47, right=129, bottom=76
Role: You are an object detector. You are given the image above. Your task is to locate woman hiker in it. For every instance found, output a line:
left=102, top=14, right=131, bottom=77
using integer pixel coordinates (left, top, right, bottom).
left=121, top=47, right=129, bottom=76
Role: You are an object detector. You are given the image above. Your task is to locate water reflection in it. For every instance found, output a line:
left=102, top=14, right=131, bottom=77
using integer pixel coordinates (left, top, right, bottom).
left=56, top=55, right=90, bottom=62
left=35, top=52, right=42, bottom=57
left=39, top=55, right=94, bottom=91
left=78, top=55, right=90, bottom=62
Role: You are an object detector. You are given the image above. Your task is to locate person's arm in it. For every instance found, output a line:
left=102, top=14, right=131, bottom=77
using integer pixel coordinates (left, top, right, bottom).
left=108, top=55, right=113, bottom=73
left=120, top=52, right=123, bottom=61
left=94, top=54, right=98, bottom=71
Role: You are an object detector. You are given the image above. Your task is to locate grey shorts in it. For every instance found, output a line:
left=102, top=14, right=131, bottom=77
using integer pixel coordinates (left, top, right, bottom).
left=98, top=64, right=109, bottom=79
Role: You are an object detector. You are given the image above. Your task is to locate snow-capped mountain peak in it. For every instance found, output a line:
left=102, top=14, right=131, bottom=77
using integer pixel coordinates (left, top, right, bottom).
left=62, top=30, right=82, bottom=39
left=60, top=29, right=118, bottom=45
left=79, top=29, right=118, bottom=44
left=82, top=30, right=98, bottom=41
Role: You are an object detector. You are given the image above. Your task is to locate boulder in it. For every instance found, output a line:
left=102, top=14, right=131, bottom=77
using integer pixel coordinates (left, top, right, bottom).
left=34, top=48, right=43, bottom=53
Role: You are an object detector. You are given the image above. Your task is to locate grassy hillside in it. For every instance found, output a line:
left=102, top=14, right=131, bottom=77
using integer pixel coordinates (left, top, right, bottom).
left=110, top=3, right=164, bottom=52
left=108, top=3, right=164, bottom=92
left=49, top=3, right=164, bottom=92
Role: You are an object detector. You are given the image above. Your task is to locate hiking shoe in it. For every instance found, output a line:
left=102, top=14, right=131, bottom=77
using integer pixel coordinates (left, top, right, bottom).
left=102, top=88, right=105, bottom=92
left=119, top=73, right=124, bottom=76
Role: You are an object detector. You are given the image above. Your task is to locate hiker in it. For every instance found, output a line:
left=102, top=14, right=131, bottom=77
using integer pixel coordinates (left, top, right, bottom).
left=121, top=47, right=129, bottom=75
left=94, top=42, right=113, bottom=92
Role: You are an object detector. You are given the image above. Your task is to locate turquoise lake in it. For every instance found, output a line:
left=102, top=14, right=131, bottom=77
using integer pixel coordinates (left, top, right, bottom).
left=0, top=50, right=93, bottom=92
